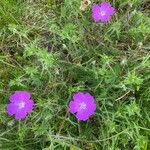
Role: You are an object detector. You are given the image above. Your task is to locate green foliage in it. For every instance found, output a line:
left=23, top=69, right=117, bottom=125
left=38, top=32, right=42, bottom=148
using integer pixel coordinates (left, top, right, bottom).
left=50, top=23, right=82, bottom=43
left=0, top=0, right=150, bottom=150
left=0, top=0, right=23, bottom=27
left=124, top=72, right=143, bottom=90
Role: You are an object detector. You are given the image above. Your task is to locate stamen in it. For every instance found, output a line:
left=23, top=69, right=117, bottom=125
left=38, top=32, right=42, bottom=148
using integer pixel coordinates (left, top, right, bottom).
left=79, top=102, right=86, bottom=110
left=18, top=101, right=25, bottom=109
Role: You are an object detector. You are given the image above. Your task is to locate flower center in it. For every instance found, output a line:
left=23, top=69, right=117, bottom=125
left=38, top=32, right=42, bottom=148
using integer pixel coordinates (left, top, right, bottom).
left=79, top=102, right=87, bottom=110
left=18, top=101, right=25, bottom=109
left=100, top=11, right=106, bottom=16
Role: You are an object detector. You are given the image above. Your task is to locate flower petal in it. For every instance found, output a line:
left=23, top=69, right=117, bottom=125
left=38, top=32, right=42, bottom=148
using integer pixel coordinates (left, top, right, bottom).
left=108, top=7, right=116, bottom=15
left=69, top=101, right=78, bottom=113
left=99, top=15, right=111, bottom=22
left=76, top=111, right=89, bottom=121
left=86, top=101, right=96, bottom=115
left=92, top=4, right=102, bottom=22
left=100, top=2, right=111, bottom=8
left=100, top=2, right=116, bottom=17
left=81, top=93, right=96, bottom=115
left=73, top=92, right=84, bottom=102
left=84, top=92, right=95, bottom=102
left=9, top=91, right=31, bottom=103
left=25, top=99, right=34, bottom=112
left=6, top=103, right=17, bottom=116
left=15, top=111, right=28, bottom=120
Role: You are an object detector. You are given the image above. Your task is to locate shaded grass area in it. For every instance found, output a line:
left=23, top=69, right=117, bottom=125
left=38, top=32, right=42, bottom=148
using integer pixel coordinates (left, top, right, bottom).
left=0, top=0, right=150, bottom=149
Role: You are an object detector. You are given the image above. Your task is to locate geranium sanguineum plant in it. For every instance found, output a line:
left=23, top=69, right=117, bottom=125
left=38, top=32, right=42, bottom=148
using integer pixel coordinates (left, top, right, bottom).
left=6, top=91, right=34, bottom=120
left=92, top=2, right=116, bottom=22
left=69, top=92, right=96, bottom=121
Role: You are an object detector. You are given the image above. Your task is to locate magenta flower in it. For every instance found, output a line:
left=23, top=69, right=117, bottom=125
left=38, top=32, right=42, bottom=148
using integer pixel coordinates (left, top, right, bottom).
left=69, top=92, right=96, bottom=121
left=92, top=2, right=116, bottom=22
left=6, top=91, right=34, bottom=120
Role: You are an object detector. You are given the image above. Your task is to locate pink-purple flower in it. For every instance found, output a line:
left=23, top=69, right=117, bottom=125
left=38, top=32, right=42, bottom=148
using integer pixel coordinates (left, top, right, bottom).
left=6, top=91, right=34, bottom=120
left=69, top=92, right=96, bottom=121
left=92, top=2, right=116, bottom=22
